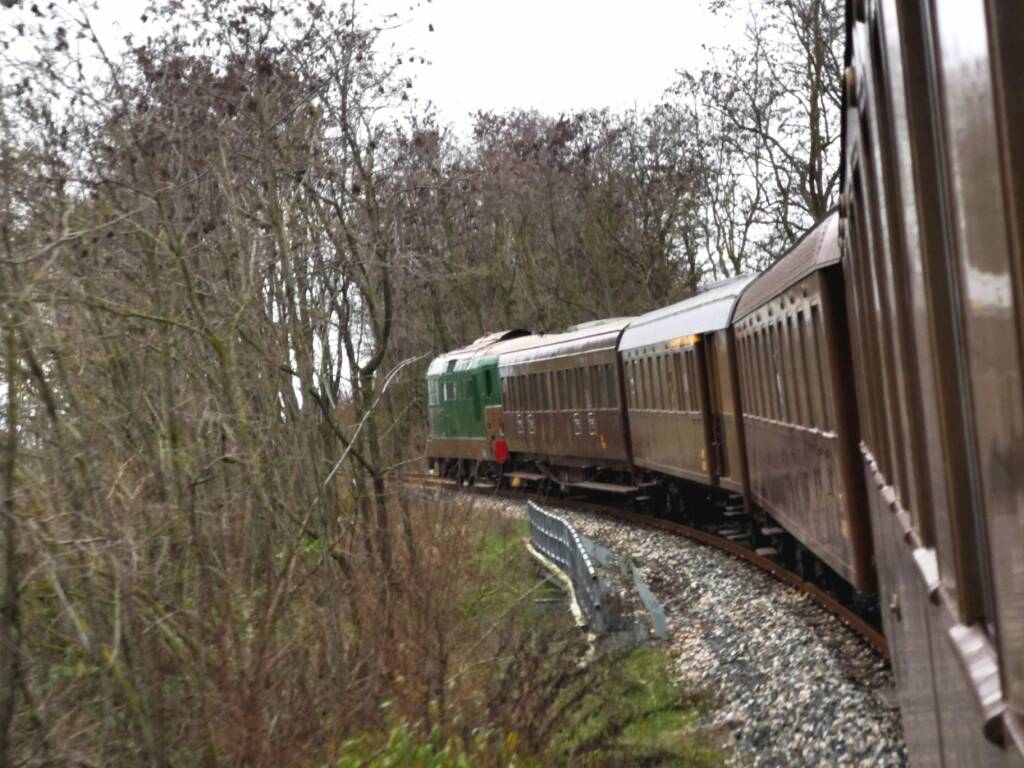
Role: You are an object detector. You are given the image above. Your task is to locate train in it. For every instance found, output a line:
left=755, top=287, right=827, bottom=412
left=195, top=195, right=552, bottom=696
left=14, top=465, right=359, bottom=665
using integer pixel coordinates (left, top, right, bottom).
left=424, top=2, right=1024, bottom=766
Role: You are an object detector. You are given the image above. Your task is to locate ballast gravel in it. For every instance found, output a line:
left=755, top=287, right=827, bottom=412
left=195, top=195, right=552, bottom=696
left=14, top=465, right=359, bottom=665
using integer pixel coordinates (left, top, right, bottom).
left=489, top=495, right=908, bottom=767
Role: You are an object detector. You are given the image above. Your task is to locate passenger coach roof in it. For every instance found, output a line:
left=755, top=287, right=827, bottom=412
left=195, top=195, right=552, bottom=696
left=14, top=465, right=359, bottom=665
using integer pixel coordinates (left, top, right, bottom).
left=426, top=329, right=533, bottom=375
left=498, top=317, right=632, bottom=367
left=618, top=274, right=756, bottom=352
left=733, top=212, right=840, bottom=320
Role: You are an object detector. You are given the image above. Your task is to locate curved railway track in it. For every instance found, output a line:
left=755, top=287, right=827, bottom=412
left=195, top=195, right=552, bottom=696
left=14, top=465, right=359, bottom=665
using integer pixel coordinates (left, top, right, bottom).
left=404, top=471, right=888, bottom=658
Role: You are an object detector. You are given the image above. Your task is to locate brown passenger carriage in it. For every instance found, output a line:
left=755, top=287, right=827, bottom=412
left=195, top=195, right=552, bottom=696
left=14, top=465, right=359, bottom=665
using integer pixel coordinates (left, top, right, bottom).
left=732, top=213, right=873, bottom=592
left=842, top=0, right=1024, bottom=764
left=618, top=275, right=755, bottom=495
left=499, top=318, right=634, bottom=490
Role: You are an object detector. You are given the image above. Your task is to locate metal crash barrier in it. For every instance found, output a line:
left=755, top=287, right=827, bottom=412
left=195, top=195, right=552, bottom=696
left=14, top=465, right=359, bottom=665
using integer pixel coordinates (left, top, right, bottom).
left=526, top=501, right=608, bottom=632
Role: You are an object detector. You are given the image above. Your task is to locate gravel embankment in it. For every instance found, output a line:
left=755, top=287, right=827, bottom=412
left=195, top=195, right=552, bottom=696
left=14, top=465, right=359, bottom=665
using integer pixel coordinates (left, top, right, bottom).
left=486, top=494, right=908, bottom=767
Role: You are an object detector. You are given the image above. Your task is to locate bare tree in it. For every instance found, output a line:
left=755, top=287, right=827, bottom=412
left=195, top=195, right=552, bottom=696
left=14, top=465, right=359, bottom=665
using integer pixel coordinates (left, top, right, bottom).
left=674, top=0, right=843, bottom=275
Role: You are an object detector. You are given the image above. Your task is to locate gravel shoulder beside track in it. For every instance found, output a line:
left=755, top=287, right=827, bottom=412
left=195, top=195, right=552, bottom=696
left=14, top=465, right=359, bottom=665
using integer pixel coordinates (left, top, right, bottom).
left=483, top=493, right=908, bottom=767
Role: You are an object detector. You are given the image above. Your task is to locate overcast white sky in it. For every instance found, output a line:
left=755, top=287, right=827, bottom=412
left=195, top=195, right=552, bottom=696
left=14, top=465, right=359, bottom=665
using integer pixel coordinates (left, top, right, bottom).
left=376, top=0, right=732, bottom=132
left=83, top=0, right=735, bottom=135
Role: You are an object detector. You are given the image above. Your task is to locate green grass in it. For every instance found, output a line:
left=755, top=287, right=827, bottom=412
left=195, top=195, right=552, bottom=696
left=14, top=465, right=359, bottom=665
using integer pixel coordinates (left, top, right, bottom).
left=335, top=511, right=725, bottom=767
left=473, top=515, right=725, bottom=767
left=460, top=516, right=572, bottom=630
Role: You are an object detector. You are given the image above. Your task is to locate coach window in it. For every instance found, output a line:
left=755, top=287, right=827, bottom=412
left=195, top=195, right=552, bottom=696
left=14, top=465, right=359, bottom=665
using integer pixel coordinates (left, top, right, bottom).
left=753, top=333, right=766, bottom=419
left=690, top=349, right=701, bottom=412
left=783, top=316, right=803, bottom=425
left=665, top=354, right=674, bottom=410
left=635, top=359, right=642, bottom=410
left=758, top=330, right=770, bottom=419
left=630, top=360, right=638, bottom=409
left=661, top=355, right=671, bottom=410
left=668, top=354, right=676, bottom=410
left=778, top=320, right=795, bottom=423
left=737, top=335, right=753, bottom=417
left=767, top=323, right=784, bottom=422
left=649, top=357, right=658, bottom=410
left=679, top=351, right=689, bottom=411
left=688, top=349, right=699, bottom=411
left=751, top=330, right=768, bottom=419
left=796, top=310, right=819, bottom=430
left=651, top=357, right=661, bottom=410
left=746, top=334, right=763, bottom=418
left=746, top=334, right=760, bottom=418
left=767, top=326, right=781, bottom=421
left=738, top=335, right=752, bottom=417
left=635, top=359, right=644, bottom=409
left=809, top=305, right=834, bottom=431
left=778, top=321, right=794, bottom=423
left=678, top=351, right=688, bottom=411
left=635, top=359, right=643, bottom=409
left=680, top=350, right=689, bottom=411
left=757, top=327, right=770, bottom=417
left=647, top=357, right=655, bottom=410
left=650, top=357, right=661, bottom=410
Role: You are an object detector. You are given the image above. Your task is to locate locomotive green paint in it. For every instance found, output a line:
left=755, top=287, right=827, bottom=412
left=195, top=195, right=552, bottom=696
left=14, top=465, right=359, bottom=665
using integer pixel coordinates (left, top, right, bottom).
left=425, top=329, right=533, bottom=469
left=425, top=354, right=501, bottom=440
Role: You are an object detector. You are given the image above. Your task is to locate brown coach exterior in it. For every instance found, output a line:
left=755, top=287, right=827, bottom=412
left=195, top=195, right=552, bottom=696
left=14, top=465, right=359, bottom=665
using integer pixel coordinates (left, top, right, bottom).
left=499, top=318, right=633, bottom=478
left=842, top=0, right=1024, bottom=764
left=618, top=275, right=755, bottom=492
left=732, top=213, right=872, bottom=591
